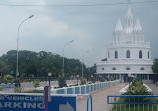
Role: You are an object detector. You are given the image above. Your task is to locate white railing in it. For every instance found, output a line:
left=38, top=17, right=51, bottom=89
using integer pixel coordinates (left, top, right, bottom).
left=51, top=80, right=120, bottom=94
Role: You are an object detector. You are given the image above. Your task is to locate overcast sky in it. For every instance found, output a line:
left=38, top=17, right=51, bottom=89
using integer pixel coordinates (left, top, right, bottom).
left=0, top=0, right=158, bottom=67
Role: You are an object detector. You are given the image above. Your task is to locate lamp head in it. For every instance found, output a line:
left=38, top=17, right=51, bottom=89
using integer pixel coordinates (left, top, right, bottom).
left=29, top=15, right=34, bottom=18
left=48, top=72, right=52, bottom=77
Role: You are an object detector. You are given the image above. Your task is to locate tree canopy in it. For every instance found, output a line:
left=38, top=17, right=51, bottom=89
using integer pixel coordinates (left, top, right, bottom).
left=152, top=59, right=158, bottom=74
left=0, top=50, right=95, bottom=79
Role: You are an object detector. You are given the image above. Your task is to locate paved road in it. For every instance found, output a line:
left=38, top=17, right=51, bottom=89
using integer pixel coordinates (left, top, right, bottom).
left=21, top=80, right=80, bottom=91
left=0, top=80, right=80, bottom=93
left=77, top=83, right=126, bottom=111
left=76, top=83, right=157, bottom=111
left=146, top=83, right=158, bottom=95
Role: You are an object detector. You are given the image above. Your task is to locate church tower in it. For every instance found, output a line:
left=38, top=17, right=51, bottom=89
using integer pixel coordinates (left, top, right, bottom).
left=96, top=3, right=154, bottom=83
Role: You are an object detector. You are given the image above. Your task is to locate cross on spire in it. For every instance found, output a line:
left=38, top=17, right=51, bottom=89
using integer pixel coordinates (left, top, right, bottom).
left=128, top=0, right=131, bottom=3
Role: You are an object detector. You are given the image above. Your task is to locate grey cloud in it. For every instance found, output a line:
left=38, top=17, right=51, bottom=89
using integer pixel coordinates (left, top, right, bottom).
left=0, top=0, right=157, bottom=67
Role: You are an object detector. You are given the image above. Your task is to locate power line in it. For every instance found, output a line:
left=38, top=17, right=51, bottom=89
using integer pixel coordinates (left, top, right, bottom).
left=0, top=0, right=157, bottom=7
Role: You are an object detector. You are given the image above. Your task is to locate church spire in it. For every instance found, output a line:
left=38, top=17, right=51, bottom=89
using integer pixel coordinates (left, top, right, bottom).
left=125, top=4, right=133, bottom=29
left=134, top=18, right=142, bottom=32
left=115, top=19, right=123, bottom=32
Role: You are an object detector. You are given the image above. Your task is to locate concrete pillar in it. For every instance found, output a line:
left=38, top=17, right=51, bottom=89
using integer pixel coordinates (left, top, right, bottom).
left=147, top=74, right=149, bottom=80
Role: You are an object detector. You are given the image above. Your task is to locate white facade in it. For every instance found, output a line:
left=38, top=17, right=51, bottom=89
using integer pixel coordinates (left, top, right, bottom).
left=96, top=4, right=154, bottom=83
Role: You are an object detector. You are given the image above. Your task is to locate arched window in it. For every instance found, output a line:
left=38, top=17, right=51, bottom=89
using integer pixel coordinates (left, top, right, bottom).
left=126, top=50, right=130, bottom=58
left=139, top=50, right=142, bottom=58
left=112, top=67, right=116, bottom=70
left=126, top=67, right=130, bottom=70
left=115, top=51, right=118, bottom=59
left=148, top=51, right=150, bottom=59
left=140, top=67, right=145, bottom=70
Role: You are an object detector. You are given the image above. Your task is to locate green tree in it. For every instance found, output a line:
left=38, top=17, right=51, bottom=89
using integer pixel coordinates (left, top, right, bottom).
left=58, top=76, right=67, bottom=88
left=152, top=59, right=158, bottom=74
left=33, top=80, right=40, bottom=90
left=80, top=77, right=86, bottom=85
left=92, top=77, right=96, bottom=83
left=0, top=50, right=90, bottom=80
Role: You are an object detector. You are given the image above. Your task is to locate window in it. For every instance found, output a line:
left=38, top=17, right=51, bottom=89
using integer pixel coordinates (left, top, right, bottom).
left=148, top=51, right=150, bottom=59
left=126, top=67, right=130, bottom=70
left=108, top=51, right=110, bottom=58
left=126, top=50, right=130, bottom=58
left=144, top=74, right=147, bottom=80
left=149, top=74, right=154, bottom=80
left=102, top=68, right=104, bottom=70
left=115, top=51, right=118, bottom=59
left=112, top=67, right=116, bottom=70
left=140, top=67, right=145, bottom=70
left=139, top=50, right=142, bottom=58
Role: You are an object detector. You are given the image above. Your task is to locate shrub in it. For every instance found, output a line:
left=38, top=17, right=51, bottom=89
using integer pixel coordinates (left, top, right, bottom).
left=0, top=87, right=2, bottom=91
left=92, top=77, right=96, bottom=83
left=14, top=78, right=21, bottom=83
left=105, top=77, right=109, bottom=81
left=80, top=77, right=86, bottom=85
left=14, top=78, right=21, bottom=87
left=14, top=87, right=23, bottom=93
left=33, top=80, right=40, bottom=90
left=125, top=78, right=148, bottom=95
left=4, top=74, right=13, bottom=80
left=109, top=77, right=114, bottom=81
left=58, top=76, right=67, bottom=88
left=101, top=78, right=106, bottom=82
left=123, top=78, right=150, bottom=103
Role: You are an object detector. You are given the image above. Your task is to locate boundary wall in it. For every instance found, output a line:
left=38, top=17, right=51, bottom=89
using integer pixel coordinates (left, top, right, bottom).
left=51, top=80, right=120, bottom=94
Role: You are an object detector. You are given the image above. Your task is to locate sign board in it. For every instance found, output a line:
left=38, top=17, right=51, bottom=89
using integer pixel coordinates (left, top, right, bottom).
left=49, top=96, right=76, bottom=111
left=0, top=93, right=77, bottom=111
left=0, top=93, right=44, bottom=111
left=10, top=71, right=14, bottom=75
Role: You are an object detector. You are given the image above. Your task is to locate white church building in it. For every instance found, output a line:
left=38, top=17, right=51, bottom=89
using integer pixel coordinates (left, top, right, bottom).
left=96, top=4, right=154, bottom=83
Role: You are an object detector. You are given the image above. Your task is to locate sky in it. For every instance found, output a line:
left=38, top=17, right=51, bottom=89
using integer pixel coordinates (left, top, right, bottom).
left=0, top=0, right=158, bottom=67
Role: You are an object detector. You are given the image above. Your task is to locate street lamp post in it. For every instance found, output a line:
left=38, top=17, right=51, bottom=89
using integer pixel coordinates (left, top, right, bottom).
left=91, top=75, right=93, bottom=81
left=99, top=75, right=102, bottom=82
left=16, top=15, right=34, bottom=78
left=81, top=50, right=89, bottom=78
left=62, top=40, right=74, bottom=76
left=76, top=75, right=79, bottom=85
left=48, top=72, right=52, bottom=87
